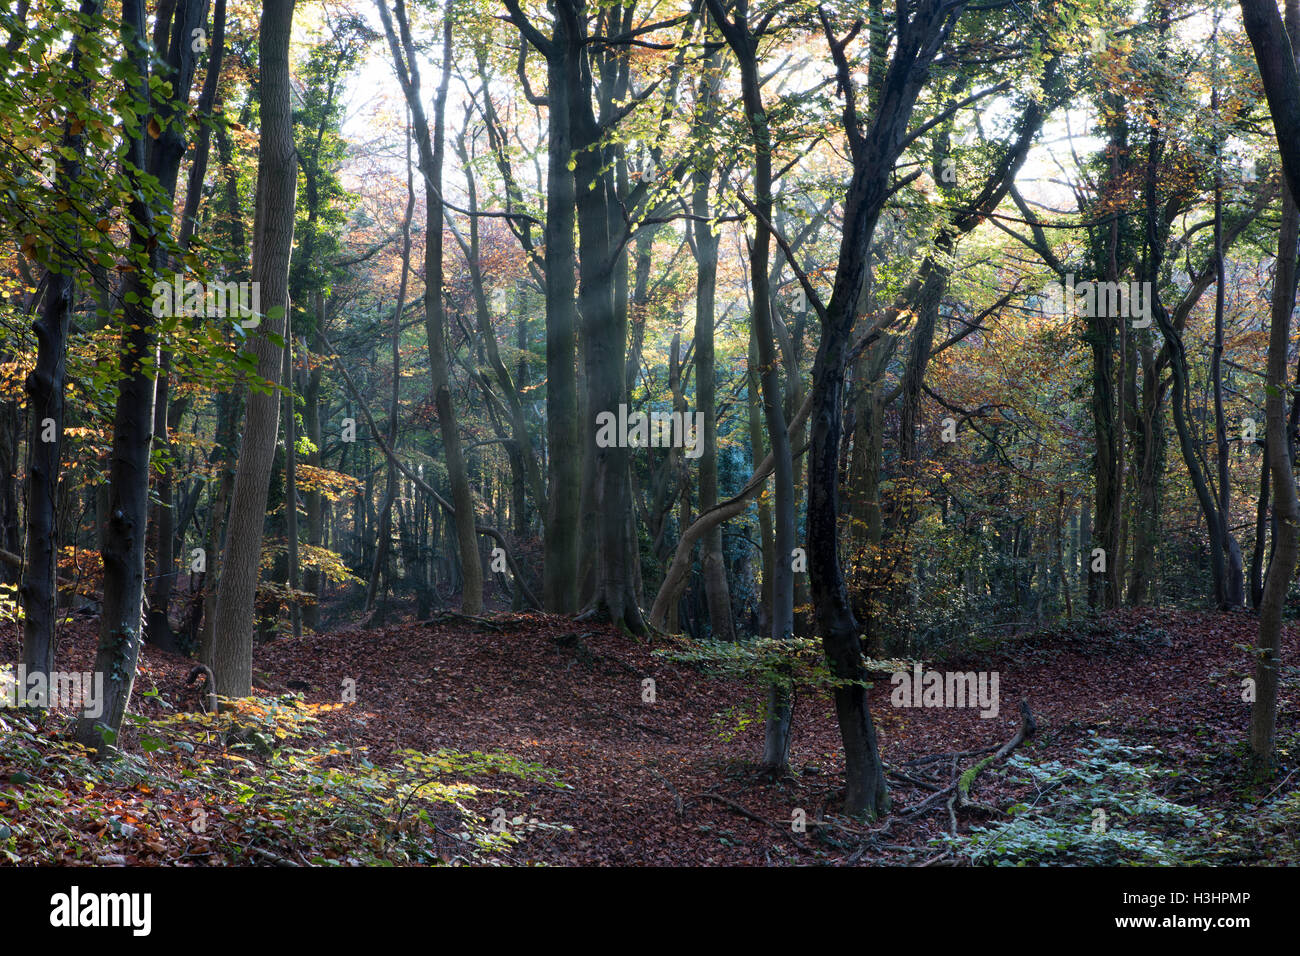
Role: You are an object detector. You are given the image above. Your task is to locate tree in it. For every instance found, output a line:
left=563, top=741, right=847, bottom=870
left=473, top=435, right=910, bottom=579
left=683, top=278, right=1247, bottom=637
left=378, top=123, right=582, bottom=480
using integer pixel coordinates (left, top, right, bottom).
left=802, top=0, right=970, bottom=818
left=504, top=0, right=583, bottom=614
left=376, top=0, right=484, bottom=616
left=148, top=0, right=228, bottom=641
left=365, top=120, right=414, bottom=619
left=19, top=0, right=105, bottom=703
left=76, top=0, right=208, bottom=749
left=1240, top=0, right=1300, bottom=201
left=689, top=48, right=735, bottom=645
left=206, top=0, right=299, bottom=700
left=1240, top=0, right=1300, bottom=771
left=704, top=0, right=797, bottom=766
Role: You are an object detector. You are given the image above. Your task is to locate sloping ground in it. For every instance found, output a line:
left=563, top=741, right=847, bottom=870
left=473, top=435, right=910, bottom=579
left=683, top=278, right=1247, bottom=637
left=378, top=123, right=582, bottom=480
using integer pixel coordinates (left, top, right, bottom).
left=2, top=607, right=1296, bottom=865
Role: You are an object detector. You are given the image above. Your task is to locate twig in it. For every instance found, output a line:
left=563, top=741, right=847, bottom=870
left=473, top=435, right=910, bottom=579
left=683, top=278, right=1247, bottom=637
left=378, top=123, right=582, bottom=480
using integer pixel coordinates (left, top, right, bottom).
left=903, top=745, right=1001, bottom=767
left=1258, top=766, right=1300, bottom=805
left=920, top=848, right=954, bottom=866
left=693, top=791, right=814, bottom=854
left=648, top=768, right=684, bottom=817
left=246, top=845, right=300, bottom=867
left=422, top=611, right=504, bottom=632
left=953, top=701, right=1038, bottom=810
left=900, top=702, right=1037, bottom=822
left=886, top=765, right=942, bottom=791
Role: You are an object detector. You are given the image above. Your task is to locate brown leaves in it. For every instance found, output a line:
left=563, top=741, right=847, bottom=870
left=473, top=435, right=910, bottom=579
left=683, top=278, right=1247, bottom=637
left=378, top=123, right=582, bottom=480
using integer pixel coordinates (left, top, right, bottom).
left=4, top=606, right=1293, bottom=865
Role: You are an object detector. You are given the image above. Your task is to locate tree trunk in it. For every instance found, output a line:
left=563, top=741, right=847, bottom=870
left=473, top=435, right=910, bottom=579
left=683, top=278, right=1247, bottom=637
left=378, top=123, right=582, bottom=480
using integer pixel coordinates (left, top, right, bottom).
left=77, top=0, right=207, bottom=750
left=20, top=0, right=104, bottom=699
left=1248, top=0, right=1300, bottom=771
left=705, top=0, right=795, bottom=659
left=803, top=1, right=964, bottom=817
left=149, top=0, right=226, bottom=638
left=691, top=59, right=734, bottom=644
left=283, top=335, right=301, bottom=639
left=206, top=0, right=298, bottom=699
left=1210, top=112, right=1244, bottom=607
left=377, top=0, right=482, bottom=614
left=302, top=319, right=324, bottom=630
left=503, top=0, right=582, bottom=613
left=365, top=126, right=414, bottom=618
left=1239, top=0, right=1300, bottom=202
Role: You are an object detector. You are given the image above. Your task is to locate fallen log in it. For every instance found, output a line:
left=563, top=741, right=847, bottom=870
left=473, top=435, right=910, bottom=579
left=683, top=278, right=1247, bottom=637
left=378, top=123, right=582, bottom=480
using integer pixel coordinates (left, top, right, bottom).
left=692, top=791, right=815, bottom=855
left=900, top=700, right=1037, bottom=823
left=956, top=700, right=1037, bottom=805
left=945, top=700, right=1037, bottom=833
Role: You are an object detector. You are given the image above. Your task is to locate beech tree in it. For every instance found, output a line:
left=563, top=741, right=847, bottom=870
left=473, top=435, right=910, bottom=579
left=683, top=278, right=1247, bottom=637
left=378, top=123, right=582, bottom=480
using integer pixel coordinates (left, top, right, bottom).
left=206, top=0, right=299, bottom=700
left=377, top=0, right=484, bottom=616
left=76, top=0, right=208, bottom=748
left=1240, top=0, right=1300, bottom=771
left=19, top=0, right=104, bottom=702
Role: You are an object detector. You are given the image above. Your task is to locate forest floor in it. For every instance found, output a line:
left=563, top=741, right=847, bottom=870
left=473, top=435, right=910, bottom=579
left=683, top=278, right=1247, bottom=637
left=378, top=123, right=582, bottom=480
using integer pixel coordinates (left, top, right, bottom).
left=2, top=606, right=1298, bottom=865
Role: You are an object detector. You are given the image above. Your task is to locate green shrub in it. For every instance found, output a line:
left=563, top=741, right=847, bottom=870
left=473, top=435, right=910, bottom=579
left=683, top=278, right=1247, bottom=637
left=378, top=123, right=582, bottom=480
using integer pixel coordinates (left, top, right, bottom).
left=942, top=734, right=1206, bottom=866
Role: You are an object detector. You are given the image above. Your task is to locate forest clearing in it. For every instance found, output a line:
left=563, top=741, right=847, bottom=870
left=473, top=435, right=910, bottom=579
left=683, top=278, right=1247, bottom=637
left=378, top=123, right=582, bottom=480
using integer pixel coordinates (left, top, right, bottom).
left=2, top=606, right=1296, bottom=866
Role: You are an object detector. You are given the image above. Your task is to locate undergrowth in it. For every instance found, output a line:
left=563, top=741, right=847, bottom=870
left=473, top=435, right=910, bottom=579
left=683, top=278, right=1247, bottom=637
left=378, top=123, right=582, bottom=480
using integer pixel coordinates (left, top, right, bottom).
left=940, top=734, right=1206, bottom=865
left=0, top=693, right=570, bottom=866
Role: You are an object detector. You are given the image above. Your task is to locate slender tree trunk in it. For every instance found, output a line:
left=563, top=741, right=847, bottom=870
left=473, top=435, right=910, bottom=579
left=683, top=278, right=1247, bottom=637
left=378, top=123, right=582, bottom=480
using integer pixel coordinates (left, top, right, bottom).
left=1252, top=172, right=1300, bottom=770
left=19, top=0, right=104, bottom=700
left=1251, top=425, right=1272, bottom=610
left=198, top=95, right=250, bottom=659
left=1128, top=342, right=1165, bottom=606
left=302, top=319, right=324, bottom=630
left=206, top=0, right=298, bottom=699
left=77, top=0, right=207, bottom=749
left=149, top=0, right=226, bottom=635
left=804, top=1, right=963, bottom=817
left=1150, top=170, right=1229, bottom=607
left=691, top=60, right=734, bottom=644
left=451, top=125, right=541, bottom=540
left=1249, top=0, right=1300, bottom=771
left=706, top=1, right=794, bottom=657
left=1210, top=99, right=1244, bottom=607
left=365, top=125, right=414, bottom=617
left=377, top=0, right=482, bottom=614
left=283, top=334, right=301, bottom=639
left=750, top=331, right=775, bottom=641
